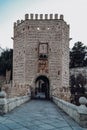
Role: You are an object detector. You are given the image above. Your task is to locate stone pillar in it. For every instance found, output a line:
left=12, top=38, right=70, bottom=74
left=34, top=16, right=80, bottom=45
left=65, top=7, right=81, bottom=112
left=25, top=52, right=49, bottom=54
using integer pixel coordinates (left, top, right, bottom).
left=14, top=22, right=16, bottom=27
left=50, top=14, right=53, bottom=19
left=35, top=14, right=38, bottom=20
left=25, top=14, right=29, bottom=20
left=60, top=15, right=64, bottom=20
left=78, top=97, right=87, bottom=113
left=55, top=14, right=58, bottom=19
left=30, top=14, right=34, bottom=19
left=0, top=91, right=7, bottom=115
left=40, top=14, right=43, bottom=20
left=77, top=97, right=87, bottom=127
left=17, top=20, right=20, bottom=25
left=45, top=14, right=48, bottom=20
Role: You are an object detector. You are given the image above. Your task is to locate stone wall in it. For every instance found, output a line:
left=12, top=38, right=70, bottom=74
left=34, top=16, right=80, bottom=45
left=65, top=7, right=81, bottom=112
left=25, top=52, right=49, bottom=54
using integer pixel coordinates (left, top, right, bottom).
left=53, top=96, right=87, bottom=128
left=13, top=13, right=70, bottom=100
left=2, top=83, right=31, bottom=98
left=0, top=94, right=30, bottom=114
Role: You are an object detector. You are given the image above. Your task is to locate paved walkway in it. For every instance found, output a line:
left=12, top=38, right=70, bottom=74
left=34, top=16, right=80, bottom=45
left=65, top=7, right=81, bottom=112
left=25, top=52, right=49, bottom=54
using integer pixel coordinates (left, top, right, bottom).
left=0, top=100, right=86, bottom=130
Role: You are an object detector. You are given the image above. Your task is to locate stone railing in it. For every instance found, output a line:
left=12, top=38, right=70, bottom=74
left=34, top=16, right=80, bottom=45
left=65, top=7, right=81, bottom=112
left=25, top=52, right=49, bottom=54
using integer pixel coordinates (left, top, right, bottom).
left=0, top=91, right=31, bottom=115
left=52, top=96, right=87, bottom=128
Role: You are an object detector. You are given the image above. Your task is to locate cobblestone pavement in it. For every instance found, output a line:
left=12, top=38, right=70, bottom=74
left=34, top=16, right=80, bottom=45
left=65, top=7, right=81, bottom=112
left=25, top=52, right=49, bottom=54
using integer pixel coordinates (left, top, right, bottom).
left=0, top=100, right=86, bottom=130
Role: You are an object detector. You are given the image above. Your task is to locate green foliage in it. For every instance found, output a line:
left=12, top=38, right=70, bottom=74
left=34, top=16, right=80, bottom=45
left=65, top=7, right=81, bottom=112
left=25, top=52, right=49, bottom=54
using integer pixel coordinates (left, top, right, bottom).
left=70, top=75, right=76, bottom=94
left=70, top=74, right=86, bottom=105
left=70, top=41, right=87, bottom=68
left=0, top=49, right=13, bottom=77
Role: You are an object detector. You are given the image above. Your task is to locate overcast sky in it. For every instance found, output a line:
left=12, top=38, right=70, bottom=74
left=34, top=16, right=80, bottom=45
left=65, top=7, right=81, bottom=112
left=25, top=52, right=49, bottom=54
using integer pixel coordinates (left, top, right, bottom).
left=0, top=0, right=87, bottom=49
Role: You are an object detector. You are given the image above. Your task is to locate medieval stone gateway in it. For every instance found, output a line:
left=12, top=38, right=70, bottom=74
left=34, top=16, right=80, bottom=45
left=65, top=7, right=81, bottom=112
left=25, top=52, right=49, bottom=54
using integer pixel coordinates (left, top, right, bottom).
left=0, top=14, right=87, bottom=128
left=35, top=75, right=50, bottom=99
left=13, top=13, right=70, bottom=100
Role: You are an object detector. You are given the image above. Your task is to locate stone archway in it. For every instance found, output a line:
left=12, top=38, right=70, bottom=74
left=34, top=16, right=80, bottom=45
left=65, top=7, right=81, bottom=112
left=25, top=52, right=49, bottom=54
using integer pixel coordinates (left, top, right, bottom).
left=35, top=75, right=50, bottom=99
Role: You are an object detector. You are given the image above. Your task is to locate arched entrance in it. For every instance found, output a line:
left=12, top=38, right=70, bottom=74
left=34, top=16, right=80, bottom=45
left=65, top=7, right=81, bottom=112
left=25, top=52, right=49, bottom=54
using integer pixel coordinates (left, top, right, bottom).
left=35, top=75, right=50, bottom=99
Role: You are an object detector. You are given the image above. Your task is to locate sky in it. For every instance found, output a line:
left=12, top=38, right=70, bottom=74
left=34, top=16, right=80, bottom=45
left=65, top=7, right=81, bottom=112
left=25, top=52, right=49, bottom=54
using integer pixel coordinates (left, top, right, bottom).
left=0, top=0, right=87, bottom=49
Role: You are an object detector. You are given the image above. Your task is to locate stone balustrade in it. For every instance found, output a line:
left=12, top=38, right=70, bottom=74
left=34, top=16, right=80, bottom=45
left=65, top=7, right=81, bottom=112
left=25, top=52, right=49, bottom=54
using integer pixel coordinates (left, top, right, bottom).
left=52, top=96, right=87, bottom=128
left=0, top=91, right=31, bottom=114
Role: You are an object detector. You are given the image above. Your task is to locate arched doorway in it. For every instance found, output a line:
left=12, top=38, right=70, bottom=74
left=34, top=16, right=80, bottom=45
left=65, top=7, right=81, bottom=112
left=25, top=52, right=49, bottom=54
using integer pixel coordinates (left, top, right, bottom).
left=35, top=75, right=50, bottom=99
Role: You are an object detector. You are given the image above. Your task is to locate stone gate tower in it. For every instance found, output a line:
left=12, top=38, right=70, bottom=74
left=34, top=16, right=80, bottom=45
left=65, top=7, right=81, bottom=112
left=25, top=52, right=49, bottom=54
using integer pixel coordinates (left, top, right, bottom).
left=13, top=14, right=70, bottom=100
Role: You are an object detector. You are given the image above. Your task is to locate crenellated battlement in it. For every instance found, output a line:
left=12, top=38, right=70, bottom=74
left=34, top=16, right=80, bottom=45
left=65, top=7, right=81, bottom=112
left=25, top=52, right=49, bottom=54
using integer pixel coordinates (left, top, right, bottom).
left=14, top=14, right=64, bottom=27
left=13, top=13, right=70, bottom=103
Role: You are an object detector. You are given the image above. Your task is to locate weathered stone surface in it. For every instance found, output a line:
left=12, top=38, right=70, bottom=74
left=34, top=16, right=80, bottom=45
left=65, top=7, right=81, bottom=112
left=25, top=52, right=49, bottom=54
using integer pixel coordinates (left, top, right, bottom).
left=0, top=95, right=7, bottom=114
left=13, top=14, right=70, bottom=100
left=0, top=95, right=30, bottom=114
left=2, top=83, right=31, bottom=98
left=0, top=91, right=6, bottom=98
left=0, top=100, right=85, bottom=130
left=78, top=97, right=87, bottom=114
left=53, top=96, right=87, bottom=128
left=79, top=97, right=87, bottom=105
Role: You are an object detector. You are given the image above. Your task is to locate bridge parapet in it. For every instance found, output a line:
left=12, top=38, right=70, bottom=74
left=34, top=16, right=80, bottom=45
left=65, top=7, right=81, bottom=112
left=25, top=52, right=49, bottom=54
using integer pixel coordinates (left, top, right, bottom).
left=0, top=91, right=31, bottom=115
left=52, top=96, right=87, bottom=128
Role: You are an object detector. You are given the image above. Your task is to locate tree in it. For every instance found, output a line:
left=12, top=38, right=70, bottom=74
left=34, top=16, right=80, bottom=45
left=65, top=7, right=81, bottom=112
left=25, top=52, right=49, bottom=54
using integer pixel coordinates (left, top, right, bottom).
left=70, top=41, right=87, bottom=68
left=70, top=73, right=86, bottom=105
left=83, top=56, right=87, bottom=66
left=0, top=49, right=13, bottom=79
left=70, top=75, right=76, bottom=94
